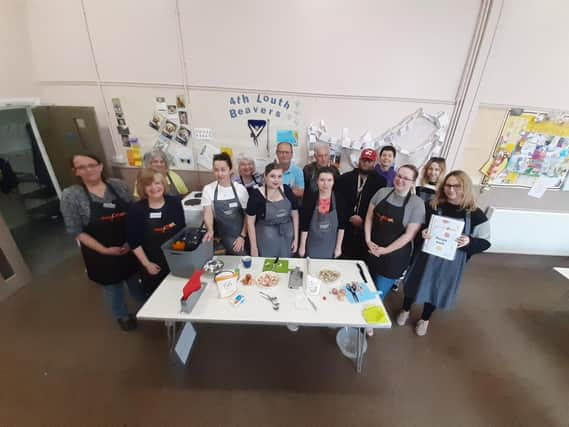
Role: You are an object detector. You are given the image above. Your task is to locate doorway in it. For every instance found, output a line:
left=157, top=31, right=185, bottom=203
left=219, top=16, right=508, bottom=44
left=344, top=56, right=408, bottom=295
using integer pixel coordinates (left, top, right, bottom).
left=0, top=108, right=76, bottom=278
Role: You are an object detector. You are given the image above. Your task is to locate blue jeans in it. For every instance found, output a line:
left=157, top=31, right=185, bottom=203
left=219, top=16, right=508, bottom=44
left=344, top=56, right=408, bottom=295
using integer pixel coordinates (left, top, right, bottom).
left=102, top=275, right=148, bottom=320
left=373, top=274, right=398, bottom=300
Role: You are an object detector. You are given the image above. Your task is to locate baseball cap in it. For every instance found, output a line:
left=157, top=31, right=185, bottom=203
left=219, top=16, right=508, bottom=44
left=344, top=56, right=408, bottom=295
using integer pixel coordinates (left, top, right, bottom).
left=360, top=148, right=377, bottom=162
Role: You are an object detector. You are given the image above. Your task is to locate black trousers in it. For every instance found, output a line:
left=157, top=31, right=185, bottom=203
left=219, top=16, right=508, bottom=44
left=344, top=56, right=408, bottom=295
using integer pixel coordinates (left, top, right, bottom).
left=402, top=296, right=436, bottom=320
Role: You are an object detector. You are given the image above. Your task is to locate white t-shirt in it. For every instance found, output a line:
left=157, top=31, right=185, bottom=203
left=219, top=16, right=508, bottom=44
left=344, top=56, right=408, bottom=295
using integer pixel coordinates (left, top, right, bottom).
left=201, top=181, right=249, bottom=214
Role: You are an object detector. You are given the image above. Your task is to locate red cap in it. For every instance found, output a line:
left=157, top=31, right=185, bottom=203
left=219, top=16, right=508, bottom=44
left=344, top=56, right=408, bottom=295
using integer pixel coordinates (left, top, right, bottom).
left=360, top=148, right=377, bottom=162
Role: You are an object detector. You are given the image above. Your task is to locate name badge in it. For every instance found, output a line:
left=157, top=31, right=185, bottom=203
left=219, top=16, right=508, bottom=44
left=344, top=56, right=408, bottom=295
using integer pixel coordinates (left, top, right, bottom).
left=229, top=202, right=238, bottom=208
left=103, top=202, right=116, bottom=209
left=319, top=223, right=330, bottom=230
left=276, top=210, right=287, bottom=218
left=149, top=212, right=162, bottom=219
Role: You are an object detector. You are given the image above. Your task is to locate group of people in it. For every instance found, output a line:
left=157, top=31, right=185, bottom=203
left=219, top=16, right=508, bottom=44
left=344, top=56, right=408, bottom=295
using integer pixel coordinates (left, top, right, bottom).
left=60, top=142, right=490, bottom=337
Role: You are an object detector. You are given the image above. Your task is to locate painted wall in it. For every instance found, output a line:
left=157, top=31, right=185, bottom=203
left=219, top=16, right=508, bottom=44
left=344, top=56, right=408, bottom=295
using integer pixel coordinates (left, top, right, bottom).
left=26, top=0, right=478, bottom=172
left=0, top=0, right=38, bottom=99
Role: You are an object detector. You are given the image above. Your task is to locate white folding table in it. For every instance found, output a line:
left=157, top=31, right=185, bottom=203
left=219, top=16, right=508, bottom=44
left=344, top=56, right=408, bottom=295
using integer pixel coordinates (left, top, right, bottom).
left=137, top=256, right=391, bottom=373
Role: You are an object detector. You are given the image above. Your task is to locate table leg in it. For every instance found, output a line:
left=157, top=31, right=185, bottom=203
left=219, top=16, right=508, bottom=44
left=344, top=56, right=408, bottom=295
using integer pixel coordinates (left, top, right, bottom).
left=165, top=321, right=178, bottom=352
left=355, top=327, right=366, bottom=373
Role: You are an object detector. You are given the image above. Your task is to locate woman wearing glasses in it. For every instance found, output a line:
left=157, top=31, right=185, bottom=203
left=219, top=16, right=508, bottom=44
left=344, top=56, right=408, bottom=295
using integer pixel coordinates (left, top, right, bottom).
left=60, top=154, right=146, bottom=331
left=397, top=171, right=491, bottom=336
left=364, top=165, right=425, bottom=303
left=415, top=157, right=446, bottom=202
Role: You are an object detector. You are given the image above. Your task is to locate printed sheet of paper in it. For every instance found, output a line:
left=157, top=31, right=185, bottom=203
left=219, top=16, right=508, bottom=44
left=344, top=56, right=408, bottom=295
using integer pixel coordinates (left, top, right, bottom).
left=197, top=143, right=220, bottom=170
left=422, top=214, right=465, bottom=261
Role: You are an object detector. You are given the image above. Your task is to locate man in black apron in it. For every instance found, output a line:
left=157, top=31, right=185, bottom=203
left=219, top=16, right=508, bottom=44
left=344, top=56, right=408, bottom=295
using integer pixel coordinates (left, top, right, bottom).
left=80, top=184, right=144, bottom=331
left=213, top=182, right=247, bottom=255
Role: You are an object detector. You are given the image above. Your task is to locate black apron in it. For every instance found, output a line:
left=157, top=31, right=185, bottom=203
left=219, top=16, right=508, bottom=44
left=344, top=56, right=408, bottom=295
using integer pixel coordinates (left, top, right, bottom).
left=140, top=200, right=181, bottom=292
left=213, top=182, right=246, bottom=255
left=80, top=184, right=137, bottom=286
left=368, top=189, right=413, bottom=279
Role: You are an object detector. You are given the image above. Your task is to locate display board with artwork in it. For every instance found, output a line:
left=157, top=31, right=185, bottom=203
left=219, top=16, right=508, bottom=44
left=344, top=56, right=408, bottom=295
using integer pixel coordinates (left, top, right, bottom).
left=480, top=109, right=569, bottom=190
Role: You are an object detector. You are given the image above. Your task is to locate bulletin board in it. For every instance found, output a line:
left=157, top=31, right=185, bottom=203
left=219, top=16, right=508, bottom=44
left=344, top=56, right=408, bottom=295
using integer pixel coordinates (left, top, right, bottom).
left=480, top=109, right=569, bottom=190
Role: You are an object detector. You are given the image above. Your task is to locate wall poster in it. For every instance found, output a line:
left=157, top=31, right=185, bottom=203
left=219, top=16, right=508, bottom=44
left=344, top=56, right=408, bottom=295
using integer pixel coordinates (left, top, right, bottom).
left=480, top=109, right=569, bottom=190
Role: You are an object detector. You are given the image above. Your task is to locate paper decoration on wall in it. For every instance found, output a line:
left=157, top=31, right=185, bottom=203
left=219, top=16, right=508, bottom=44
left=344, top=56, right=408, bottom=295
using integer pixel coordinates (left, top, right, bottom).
left=248, top=119, right=266, bottom=147
left=194, top=128, right=213, bottom=140
left=175, top=126, right=191, bottom=145
left=198, top=143, right=221, bottom=169
left=161, top=120, right=177, bottom=139
left=155, top=97, right=167, bottom=112
left=306, top=109, right=448, bottom=171
left=276, top=129, right=298, bottom=145
left=166, top=141, right=194, bottom=170
left=481, top=109, right=569, bottom=190
left=178, top=110, right=189, bottom=125
left=220, top=147, right=233, bottom=157
left=176, top=95, right=186, bottom=109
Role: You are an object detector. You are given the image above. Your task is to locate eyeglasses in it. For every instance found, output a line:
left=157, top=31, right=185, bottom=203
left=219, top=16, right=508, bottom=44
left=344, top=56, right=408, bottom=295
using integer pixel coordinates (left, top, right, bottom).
left=74, top=163, right=100, bottom=171
left=396, top=173, right=415, bottom=182
left=444, top=184, right=462, bottom=189
left=276, top=150, right=292, bottom=155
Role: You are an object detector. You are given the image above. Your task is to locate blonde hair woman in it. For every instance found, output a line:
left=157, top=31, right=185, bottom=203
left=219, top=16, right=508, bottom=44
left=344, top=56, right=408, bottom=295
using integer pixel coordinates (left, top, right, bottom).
left=397, top=170, right=491, bottom=336
left=415, top=157, right=446, bottom=202
left=127, top=169, right=185, bottom=294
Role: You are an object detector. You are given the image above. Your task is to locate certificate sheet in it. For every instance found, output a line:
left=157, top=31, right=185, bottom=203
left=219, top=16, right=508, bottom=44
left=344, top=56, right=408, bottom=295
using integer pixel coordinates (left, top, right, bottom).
left=422, top=214, right=465, bottom=261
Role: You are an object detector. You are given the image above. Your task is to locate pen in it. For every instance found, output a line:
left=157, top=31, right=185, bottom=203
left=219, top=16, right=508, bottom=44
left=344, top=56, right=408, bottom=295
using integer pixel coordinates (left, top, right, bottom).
left=357, top=263, right=367, bottom=283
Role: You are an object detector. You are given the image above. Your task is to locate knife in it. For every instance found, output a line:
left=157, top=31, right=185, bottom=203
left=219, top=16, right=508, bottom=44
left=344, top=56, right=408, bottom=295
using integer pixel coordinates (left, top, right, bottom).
left=273, top=256, right=279, bottom=271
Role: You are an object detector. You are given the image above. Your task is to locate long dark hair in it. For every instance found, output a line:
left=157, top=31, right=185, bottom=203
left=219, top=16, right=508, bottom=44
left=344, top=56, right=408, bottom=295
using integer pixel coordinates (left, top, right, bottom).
left=264, top=162, right=283, bottom=176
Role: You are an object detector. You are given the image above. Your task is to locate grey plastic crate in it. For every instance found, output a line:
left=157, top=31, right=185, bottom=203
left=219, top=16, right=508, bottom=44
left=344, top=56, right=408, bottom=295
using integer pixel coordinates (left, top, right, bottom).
left=161, top=226, right=213, bottom=278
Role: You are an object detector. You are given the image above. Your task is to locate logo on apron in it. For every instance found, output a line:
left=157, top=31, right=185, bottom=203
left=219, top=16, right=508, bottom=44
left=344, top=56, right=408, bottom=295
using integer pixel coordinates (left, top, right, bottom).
left=375, top=214, right=394, bottom=223
left=153, top=222, right=177, bottom=234
left=100, top=211, right=127, bottom=222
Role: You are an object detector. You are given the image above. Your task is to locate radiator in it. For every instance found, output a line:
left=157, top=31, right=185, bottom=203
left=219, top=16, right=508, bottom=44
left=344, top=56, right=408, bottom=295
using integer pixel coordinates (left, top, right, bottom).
left=485, top=207, right=569, bottom=256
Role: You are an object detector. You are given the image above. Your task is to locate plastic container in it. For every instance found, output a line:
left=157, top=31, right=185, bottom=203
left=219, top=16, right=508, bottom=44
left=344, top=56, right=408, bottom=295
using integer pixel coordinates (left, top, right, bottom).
left=161, top=226, right=213, bottom=278
left=336, top=327, right=368, bottom=359
left=182, top=191, right=204, bottom=227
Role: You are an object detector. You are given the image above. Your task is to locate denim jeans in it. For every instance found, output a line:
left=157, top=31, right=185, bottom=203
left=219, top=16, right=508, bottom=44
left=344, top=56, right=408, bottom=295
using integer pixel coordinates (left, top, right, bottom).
left=373, top=274, right=398, bottom=300
left=101, top=275, right=148, bottom=320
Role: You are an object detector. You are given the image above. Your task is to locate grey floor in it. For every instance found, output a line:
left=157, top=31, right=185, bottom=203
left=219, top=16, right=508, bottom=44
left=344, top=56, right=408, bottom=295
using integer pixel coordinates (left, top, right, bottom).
left=0, top=252, right=568, bottom=426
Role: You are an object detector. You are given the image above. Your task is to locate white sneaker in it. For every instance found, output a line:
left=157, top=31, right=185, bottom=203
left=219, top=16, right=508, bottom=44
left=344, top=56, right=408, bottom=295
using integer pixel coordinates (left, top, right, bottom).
left=415, top=319, right=429, bottom=336
left=396, top=310, right=410, bottom=326
left=286, top=324, right=299, bottom=332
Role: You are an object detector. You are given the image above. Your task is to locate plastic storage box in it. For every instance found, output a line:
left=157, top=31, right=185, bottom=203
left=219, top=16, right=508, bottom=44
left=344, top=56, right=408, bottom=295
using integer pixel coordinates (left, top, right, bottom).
left=182, top=191, right=204, bottom=228
left=161, top=226, right=213, bottom=278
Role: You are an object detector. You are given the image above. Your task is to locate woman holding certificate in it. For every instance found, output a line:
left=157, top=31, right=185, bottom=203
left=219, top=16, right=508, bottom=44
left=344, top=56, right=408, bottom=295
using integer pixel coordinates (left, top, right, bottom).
left=397, top=171, right=491, bottom=336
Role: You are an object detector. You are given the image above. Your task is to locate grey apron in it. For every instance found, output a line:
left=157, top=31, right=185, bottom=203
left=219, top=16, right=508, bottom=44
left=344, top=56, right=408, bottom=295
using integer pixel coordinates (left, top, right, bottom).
left=213, top=182, right=246, bottom=255
left=256, top=187, right=293, bottom=258
left=403, top=209, right=471, bottom=310
left=306, top=194, right=338, bottom=259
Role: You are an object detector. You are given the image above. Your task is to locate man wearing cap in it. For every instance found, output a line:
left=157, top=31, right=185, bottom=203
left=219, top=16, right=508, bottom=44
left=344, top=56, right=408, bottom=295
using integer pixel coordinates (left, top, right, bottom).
left=302, top=143, right=340, bottom=194
left=335, top=148, right=387, bottom=260
left=276, top=142, right=304, bottom=199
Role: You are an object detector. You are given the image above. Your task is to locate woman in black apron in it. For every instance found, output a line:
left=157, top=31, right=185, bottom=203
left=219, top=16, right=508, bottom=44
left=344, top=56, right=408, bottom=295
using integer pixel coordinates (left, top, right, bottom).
left=60, top=154, right=145, bottom=331
left=127, top=169, right=185, bottom=294
left=202, top=152, right=249, bottom=255
left=298, top=167, right=346, bottom=259
left=415, top=157, right=446, bottom=202
left=396, top=171, right=491, bottom=336
left=246, top=162, right=299, bottom=258
left=364, top=165, right=425, bottom=301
